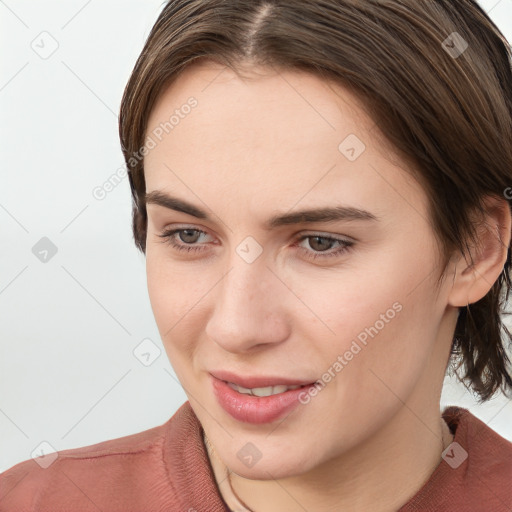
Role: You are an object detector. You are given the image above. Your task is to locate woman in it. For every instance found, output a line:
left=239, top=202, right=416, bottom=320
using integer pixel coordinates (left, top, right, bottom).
left=1, top=0, right=512, bottom=510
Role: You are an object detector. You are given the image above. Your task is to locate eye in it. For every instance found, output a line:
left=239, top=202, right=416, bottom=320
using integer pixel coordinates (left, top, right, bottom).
left=157, top=228, right=213, bottom=253
left=294, top=234, right=354, bottom=260
left=157, top=228, right=354, bottom=260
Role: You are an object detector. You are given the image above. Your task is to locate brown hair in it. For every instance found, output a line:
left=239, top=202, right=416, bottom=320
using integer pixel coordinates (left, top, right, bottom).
left=118, top=0, right=512, bottom=402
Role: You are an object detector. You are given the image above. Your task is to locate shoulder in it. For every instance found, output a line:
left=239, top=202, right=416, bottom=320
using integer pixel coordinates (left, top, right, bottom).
left=442, top=405, right=512, bottom=471
left=0, top=402, right=193, bottom=511
left=400, top=405, right=512, bottom=511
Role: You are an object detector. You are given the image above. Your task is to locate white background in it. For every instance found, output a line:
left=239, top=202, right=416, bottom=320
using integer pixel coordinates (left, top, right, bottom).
left=1, top=0, right=512, bottom=473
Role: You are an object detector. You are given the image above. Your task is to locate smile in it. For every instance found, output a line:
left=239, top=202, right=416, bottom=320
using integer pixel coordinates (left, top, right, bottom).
left=226, top=382, right=309, bottom=397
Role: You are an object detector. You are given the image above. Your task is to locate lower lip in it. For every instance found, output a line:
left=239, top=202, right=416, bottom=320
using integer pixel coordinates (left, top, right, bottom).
left=211, top=376, right=317, bottom=424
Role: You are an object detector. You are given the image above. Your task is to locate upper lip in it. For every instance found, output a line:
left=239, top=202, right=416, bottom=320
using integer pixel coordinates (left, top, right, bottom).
left=210, top=370, right=318, bottom=388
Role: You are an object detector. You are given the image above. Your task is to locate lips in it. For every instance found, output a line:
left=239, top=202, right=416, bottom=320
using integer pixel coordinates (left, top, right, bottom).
left=210, top=375, right=318, bottom=424
left=226, top=381, right=310, bottom=397
left=209, top=370, right=318, bottom=389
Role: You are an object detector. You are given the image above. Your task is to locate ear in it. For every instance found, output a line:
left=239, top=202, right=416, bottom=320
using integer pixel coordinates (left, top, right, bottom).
left=448, top=195, right=511, bottom=307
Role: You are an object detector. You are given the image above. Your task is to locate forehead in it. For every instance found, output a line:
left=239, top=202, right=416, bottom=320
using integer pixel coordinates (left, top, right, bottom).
left=143, top=60, right=427, bottom=223
left=147, top=59, right=375, bottom=145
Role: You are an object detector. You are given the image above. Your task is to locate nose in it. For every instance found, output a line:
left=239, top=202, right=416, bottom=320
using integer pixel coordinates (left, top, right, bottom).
left=205, top=255, right=291, bottom=353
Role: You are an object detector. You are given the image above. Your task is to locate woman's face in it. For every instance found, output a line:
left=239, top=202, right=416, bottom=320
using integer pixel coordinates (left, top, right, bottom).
left=144, top=60, right=459, bottom=479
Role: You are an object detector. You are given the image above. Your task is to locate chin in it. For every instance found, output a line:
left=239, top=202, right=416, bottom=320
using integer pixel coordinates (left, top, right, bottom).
left=227, top=448, right=320, bottom=481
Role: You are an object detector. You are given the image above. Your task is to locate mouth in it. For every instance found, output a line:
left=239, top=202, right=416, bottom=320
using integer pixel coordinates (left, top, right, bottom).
left=224, top=381, right=313, bottom=397
left=209, top=371, right=319, bottom=424
left=209, top=369, right=318, bottom=390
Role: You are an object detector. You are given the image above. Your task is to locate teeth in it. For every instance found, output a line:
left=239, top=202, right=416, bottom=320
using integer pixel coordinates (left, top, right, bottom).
left=227, top=382, right=303, bottom=397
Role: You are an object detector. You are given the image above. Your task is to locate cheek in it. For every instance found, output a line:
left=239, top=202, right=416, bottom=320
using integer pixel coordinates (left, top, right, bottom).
left=146, top=257, right=198, bottom=383
left=146, top=251, right=194, bottom=343
left=145, top=250, right=215, bottom=361
left=146, top=248, right=188, bottom=310
left=146, top=252, right=174, bottom=328
left=287, top=260, right=406, bottom=345
left=297, top=247, right=441, bottom=389
left=302, top=294, right=437, bottom=447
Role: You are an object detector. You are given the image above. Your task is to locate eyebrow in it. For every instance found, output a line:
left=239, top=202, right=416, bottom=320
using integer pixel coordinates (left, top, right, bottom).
left=144, top=190, right=379, bottom=229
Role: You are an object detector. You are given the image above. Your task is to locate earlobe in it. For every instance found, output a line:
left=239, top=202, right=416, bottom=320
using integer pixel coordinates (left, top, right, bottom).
left=447, top=196, right=511, bottom=308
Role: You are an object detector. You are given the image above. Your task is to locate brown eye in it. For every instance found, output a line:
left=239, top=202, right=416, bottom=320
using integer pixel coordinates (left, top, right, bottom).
left=308, top=236, right=338, bottom=252
left=177, top=229, right=202, bottom=244
left=295, top=234, right=354, bottom=261
left=157, top=228, right=212, bottom=253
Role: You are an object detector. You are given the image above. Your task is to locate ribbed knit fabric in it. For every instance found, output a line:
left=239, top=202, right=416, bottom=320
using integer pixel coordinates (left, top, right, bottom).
left=399, top=405, right=512, bottom=511
left=0, top=402, right=229, bottom=512
left=1, top=402, right=510, bottom=511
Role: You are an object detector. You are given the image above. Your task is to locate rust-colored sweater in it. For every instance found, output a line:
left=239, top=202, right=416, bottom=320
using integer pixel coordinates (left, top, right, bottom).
left=1, top=402, right=511, bottom=511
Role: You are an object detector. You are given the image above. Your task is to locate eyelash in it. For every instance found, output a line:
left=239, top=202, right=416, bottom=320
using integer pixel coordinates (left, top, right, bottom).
left=157, top=228, right=354, bottom=261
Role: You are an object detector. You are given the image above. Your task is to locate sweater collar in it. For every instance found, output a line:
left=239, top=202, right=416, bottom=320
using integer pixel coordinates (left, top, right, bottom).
left=162, top=401, right=231, bottom=512
left=161, top=402, right=474, bottom=511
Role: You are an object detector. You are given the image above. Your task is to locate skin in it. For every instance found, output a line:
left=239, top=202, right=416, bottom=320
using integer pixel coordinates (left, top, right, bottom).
left=143, top=59, right=511, bottom=511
